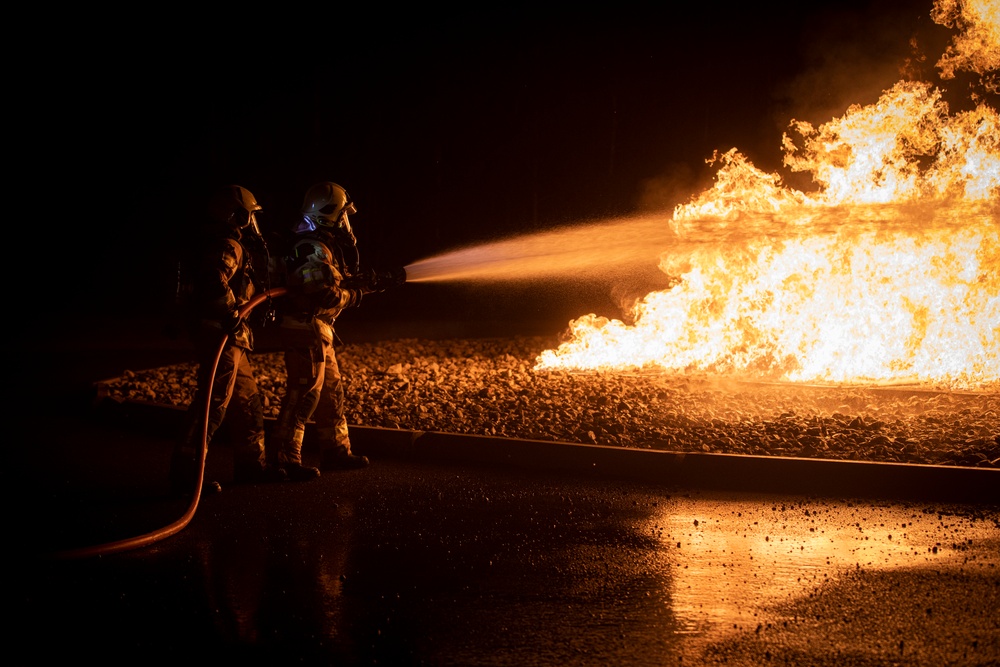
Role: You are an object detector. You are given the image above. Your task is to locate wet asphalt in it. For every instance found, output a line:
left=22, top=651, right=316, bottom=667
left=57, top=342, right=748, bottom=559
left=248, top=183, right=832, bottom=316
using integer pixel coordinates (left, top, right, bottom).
left=14, top=315, right=1000, bottom=666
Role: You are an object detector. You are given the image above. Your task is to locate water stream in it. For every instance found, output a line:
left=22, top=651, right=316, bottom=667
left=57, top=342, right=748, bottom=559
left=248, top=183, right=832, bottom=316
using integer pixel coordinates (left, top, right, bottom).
left=404, top=213, right=677, bottom=284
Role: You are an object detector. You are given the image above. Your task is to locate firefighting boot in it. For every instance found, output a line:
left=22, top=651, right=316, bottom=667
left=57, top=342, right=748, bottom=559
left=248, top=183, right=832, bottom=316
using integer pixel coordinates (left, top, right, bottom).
left=233, top=434, right=287, bottom=484
left=321, top=445, right=370, bottom=471
left=278, top=428, right=321, bottom=482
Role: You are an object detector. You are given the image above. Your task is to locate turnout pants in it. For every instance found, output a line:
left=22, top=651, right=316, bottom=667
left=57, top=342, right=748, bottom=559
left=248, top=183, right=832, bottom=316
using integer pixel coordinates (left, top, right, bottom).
left=272, top=328, right=353, bottom=467
left=175, top=339, right=267, bottom=480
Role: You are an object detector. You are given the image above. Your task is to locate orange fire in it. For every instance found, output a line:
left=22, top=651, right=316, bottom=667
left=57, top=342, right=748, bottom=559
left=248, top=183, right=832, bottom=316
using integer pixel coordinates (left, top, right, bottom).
left=536, top=1, right=999, bottom=390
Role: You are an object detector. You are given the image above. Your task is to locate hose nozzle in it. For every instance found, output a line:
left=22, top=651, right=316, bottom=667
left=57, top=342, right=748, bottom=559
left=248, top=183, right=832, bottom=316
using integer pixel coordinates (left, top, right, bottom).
left=345, top=266, right=407, bottom=294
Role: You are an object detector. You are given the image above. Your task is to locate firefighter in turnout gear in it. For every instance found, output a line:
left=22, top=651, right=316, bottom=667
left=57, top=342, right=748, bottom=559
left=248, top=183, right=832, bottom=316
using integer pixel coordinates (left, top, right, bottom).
left=170, top=185, right=286, bottom=494
left=272, top=181, right=395, bottom=479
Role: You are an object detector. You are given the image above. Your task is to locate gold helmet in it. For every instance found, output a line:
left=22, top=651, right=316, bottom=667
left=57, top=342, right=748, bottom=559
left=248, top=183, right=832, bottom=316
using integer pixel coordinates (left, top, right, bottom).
left=301, top=181, right=357, bottom=228
left=209, top=185, right=263, bottom=235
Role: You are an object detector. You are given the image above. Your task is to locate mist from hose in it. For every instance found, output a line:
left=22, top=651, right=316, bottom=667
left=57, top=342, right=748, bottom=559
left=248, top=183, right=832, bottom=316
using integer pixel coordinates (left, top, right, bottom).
left=403, top=214, right=678, bottom=283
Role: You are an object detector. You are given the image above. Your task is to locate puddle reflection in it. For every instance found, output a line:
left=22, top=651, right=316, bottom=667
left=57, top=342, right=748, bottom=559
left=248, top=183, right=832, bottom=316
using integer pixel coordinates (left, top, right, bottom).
left=646, top=496, right=1000, bottom=641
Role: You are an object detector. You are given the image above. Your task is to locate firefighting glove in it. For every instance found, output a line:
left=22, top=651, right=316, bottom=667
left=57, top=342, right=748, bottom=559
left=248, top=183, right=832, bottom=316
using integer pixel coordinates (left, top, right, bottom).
left=222, top=312, right=243, bottom=335
left=343, top=270, right=375, bottom=294
left=349, top=267, right=406, bottom=294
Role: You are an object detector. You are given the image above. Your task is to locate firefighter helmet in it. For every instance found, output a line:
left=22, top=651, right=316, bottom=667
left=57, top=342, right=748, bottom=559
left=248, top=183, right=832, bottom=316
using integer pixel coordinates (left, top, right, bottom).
left=210, top=185, right=263, bottom=230
left=301, top=181, right=357, bottom=228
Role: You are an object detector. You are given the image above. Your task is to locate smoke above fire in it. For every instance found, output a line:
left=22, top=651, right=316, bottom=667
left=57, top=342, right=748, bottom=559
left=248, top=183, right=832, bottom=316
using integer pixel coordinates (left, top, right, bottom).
left=534, top=0, right=999, bottom=389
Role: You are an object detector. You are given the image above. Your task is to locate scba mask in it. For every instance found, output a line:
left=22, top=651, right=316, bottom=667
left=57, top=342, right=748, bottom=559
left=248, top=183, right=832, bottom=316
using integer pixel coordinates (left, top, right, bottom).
left=300, top=181, right=360, bottom=273
left=239, top=208, right=263, bottom=238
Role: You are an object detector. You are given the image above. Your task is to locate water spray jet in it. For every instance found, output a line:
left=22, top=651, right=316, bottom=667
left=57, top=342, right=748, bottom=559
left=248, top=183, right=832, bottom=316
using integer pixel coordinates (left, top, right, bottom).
left=403, top=214, right=679, bottom=284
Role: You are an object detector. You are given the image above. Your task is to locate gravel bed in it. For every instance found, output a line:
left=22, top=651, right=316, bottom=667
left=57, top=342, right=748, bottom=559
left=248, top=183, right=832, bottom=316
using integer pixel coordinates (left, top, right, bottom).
left=101, top=336, right=1000, bottom=469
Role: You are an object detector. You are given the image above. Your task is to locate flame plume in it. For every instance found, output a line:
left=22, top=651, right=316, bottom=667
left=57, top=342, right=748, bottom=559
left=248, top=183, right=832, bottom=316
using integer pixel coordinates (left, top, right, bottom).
left=933, top=0, right=1000, bottom=91
left=536, top=1, right=999, bottom=390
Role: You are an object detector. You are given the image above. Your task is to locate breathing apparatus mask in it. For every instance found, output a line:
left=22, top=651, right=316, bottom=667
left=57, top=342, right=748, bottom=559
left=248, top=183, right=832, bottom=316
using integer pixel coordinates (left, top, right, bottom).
left=241, top=208, right=264, bottom=239
left=300, top=181, right=361, bottom=275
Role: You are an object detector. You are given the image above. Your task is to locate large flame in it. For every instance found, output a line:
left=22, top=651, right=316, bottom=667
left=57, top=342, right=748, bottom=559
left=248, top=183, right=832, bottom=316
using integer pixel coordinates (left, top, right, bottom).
left=537, top=1, right=999, bottom=390
left=933, top=0, right=1000, bottom=91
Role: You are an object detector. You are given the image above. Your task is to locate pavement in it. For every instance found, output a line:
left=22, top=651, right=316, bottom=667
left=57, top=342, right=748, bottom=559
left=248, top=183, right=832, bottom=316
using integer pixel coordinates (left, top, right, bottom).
left=14, top=313, right=1000, bottom=665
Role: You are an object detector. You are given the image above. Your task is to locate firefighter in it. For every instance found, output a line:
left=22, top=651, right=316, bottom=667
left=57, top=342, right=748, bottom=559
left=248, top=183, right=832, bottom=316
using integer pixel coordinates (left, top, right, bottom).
left=271, top=181, right=401, bottom=479
left=170, top=185, right=286, bottom=494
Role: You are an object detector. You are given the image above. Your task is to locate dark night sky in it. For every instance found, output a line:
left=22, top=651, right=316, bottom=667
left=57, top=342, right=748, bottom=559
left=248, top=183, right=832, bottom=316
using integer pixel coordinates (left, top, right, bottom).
left=46, top=1, right=948, bottom=329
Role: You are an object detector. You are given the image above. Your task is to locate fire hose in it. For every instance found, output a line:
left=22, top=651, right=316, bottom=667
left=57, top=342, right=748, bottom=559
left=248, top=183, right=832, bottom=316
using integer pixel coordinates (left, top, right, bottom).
left=51, top=287, right=288, bottom=560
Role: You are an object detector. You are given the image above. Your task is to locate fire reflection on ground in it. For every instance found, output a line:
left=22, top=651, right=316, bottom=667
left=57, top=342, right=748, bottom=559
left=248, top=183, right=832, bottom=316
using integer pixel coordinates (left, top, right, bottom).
left=643, top=494, right=1000, bottom=648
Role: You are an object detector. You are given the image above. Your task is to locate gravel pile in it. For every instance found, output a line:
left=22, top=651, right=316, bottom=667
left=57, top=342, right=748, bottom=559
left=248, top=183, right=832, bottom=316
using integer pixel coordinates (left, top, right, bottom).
left=101, top=336, right=1000, bottom=468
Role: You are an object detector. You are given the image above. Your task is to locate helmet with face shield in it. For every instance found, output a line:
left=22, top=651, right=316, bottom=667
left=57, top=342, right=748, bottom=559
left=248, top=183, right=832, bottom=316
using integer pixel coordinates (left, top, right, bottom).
left=300, top=182, right=357, bottom=238
left=210, top=184, right=264, bottom=238
left=299, top=181, right=359, bottom=273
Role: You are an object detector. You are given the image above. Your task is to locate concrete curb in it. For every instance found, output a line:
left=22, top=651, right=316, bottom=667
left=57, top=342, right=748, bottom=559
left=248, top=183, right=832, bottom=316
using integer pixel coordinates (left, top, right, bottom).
left=347, top=426, right=998, bottom=504
left=97, top=397, right=999, bottom=505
